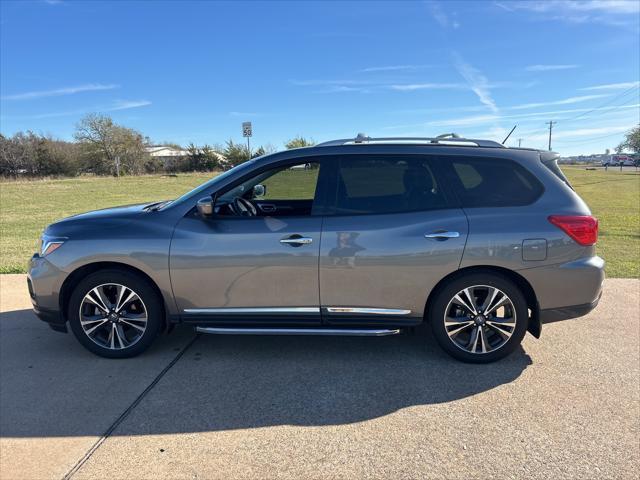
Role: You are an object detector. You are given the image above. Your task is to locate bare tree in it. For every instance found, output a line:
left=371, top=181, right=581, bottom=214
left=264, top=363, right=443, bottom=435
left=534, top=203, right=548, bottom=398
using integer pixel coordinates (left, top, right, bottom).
left=74, top=113, right=149, bottom=176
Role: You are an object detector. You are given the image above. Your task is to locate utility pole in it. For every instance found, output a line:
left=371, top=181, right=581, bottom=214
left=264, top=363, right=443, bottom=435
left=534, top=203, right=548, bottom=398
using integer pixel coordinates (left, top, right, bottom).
left=518, top=138, right=522, bottom=148
left=546, top=121, right=557, bottom=151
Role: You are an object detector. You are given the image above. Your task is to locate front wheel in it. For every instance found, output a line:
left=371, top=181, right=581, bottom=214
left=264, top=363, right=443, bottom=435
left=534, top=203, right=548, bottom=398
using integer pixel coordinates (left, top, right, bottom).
left=68, top=270, right=163, bottom=358
left=429, top=273, right=528, bottom=363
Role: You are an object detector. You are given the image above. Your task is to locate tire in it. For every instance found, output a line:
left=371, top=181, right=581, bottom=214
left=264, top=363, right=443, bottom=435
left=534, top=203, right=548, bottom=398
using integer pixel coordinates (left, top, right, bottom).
left=428, top=272, right=528, bottom=363
left=68, top=269, right=163, bottom=358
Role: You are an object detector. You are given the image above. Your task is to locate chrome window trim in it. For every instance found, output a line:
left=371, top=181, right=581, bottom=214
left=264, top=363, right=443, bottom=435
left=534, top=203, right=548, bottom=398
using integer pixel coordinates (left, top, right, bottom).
left=325, top=307, right=412, bottom=315
left=184, top=307, right=320, bottom=314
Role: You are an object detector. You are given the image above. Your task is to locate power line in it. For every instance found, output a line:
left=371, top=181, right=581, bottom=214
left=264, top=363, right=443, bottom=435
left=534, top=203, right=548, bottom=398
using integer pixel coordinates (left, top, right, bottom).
left=554, top=129, right=635, bottom=144
left=517, top=94, right=639, bottom=144
left=560, top=85, right=640, bottom=123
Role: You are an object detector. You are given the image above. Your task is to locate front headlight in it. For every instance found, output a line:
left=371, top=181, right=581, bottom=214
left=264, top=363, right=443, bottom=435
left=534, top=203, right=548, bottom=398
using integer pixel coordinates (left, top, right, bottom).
left=38, top=234, right=66, bottom=256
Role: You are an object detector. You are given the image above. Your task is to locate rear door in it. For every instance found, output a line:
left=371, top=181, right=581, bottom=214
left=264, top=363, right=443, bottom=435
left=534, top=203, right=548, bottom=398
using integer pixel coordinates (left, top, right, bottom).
left=319, top=154, right=468, bottom=325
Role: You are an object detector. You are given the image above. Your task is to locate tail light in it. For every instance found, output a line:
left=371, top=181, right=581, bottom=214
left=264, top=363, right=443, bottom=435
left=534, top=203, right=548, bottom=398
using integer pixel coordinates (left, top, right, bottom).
left=548, top=215, right=598, bottom=246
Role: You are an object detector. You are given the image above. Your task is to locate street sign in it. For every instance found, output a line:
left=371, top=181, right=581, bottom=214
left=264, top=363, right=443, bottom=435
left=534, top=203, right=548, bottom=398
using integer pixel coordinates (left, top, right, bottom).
left=242, top=122, right=252, bottom=137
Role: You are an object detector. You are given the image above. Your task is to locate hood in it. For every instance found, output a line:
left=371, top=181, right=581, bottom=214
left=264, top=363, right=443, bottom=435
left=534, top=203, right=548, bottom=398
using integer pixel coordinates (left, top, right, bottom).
left=62, top=202, right=150, bottom=221
left=45, top=202, right=152, bottom=236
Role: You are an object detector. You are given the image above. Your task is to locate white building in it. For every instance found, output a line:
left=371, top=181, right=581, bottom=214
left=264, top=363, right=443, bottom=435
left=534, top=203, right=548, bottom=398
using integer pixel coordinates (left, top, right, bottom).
left=145, top=146, right=227, bottom=169
left=146, top=146, right=190, bottom=158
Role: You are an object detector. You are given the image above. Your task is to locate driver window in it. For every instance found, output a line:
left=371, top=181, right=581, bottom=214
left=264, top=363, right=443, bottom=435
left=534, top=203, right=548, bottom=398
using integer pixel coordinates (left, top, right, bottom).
left=216, top=161, right=321, bottom=217
left=259, top=162, right=320, bottom=201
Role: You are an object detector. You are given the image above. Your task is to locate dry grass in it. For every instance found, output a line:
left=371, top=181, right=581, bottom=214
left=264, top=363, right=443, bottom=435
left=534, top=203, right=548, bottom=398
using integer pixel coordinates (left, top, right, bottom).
left=1, top=166, right=638, bottom=277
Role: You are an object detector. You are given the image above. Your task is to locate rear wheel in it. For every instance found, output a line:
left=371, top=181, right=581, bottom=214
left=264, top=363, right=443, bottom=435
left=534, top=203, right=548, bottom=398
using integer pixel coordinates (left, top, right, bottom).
left=68, top=270, right=163, bottom=358
left=429, top=273, right=528, bottom=363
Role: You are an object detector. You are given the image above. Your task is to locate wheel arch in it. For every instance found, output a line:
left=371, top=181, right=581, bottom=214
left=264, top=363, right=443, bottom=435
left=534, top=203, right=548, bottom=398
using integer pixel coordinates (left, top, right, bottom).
left=424, top=265, right=541, bottom=338
left=59, top=262, right=170, bottom=332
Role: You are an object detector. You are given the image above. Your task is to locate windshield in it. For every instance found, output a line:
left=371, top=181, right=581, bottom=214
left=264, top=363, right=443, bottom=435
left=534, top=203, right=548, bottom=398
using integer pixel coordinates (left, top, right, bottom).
left=166, top=160, right=257, bottom=208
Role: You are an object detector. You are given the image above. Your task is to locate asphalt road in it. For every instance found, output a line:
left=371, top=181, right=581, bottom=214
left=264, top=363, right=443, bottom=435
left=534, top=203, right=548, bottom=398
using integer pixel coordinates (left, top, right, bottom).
left=1, top=274, right=638, bottom=480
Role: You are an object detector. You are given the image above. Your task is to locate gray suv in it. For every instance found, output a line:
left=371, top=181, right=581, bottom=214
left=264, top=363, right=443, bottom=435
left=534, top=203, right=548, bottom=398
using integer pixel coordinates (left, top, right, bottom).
left=28, top=134, right=604, bottom=362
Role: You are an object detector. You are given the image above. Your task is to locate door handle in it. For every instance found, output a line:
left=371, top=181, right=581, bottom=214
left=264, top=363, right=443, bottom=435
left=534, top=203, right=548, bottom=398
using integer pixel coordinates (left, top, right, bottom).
left=425, top=230, right=460, bottom=240
left=258, top=203, right=276, bottom=213
left=280, top=235, right=313, bottom=246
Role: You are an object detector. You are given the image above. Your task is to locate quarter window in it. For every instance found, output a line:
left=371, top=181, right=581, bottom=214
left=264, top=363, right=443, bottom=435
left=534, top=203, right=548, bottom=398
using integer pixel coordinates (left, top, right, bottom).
left=334, top=156, right=447, bottom=215
left=449, top=157, right=543, bottom=207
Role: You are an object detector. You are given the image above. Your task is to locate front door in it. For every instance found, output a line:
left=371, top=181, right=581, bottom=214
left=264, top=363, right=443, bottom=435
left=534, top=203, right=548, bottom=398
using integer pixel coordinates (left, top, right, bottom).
left=170, top=160, right=324, bottom=325
left=319, top=154, right=468, bottom=325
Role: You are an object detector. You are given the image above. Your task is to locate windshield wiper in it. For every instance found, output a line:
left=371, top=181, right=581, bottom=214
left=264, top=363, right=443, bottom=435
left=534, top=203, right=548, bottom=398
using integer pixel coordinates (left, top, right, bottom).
left=144, top=200, right=172, bottom=211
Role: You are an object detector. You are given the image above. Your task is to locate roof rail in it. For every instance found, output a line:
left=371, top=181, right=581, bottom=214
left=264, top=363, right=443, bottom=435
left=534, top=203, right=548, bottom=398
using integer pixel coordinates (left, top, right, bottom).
left=316, top=133, right=505, bottom=148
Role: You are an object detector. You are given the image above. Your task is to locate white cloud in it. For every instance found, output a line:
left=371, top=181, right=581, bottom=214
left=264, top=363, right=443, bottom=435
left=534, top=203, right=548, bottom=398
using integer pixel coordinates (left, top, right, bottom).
left=495, top=0, right=639, bottom=26
left=1, top=83, right=119, bottom=101
left=525, top=124, right=630, bottom=142
left=525, top=64, right=579, bottom=72
left=397, top=103, right=640, bottom=128
left=290, top=79, right=374, bottom=94
left=390, top=83, right=466, bottom=91
left=497, top=0, right=639, bottom=14
left=581, top=81, right=640, bottom=91
left=9, top=100, right=151, bottom=119
left=453, top=53, right=499, bottom=113
left=313, top=85, right=371, bottom=94
left=508, top=94, right=611, bottom=110
left=290, top=79, right=371, bottom=87
left=294, top=75, right=534, bottom=95
left=361, top=65, right=431, bottom=73
left=427, top=1, right=453, bottom=28
left=108, top=100, right=151, bottom=111
left=429, top=114, right=502, bottom=127
left=555, top=125, right=631, bottom=138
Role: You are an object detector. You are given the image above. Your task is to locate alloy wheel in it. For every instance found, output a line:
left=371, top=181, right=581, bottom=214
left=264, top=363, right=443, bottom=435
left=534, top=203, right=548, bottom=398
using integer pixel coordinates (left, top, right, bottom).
left=79, top=283, right=148, bottom=350
left=443, top=285, right=517, bottom=354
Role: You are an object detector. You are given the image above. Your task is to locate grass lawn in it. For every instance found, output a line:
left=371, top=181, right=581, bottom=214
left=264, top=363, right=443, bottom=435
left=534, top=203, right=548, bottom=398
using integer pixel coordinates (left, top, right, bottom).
left=562, top=166, right=639, bottom=278
left=1, top=166, right=638, bottom=277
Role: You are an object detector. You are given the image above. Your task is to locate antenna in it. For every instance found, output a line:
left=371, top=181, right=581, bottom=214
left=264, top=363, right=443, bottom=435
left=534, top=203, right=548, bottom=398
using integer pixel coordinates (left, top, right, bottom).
left=502, top=125, right=517, bottom=145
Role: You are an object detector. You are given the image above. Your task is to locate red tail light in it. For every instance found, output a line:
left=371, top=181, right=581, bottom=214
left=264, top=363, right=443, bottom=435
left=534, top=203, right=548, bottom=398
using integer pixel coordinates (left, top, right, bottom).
left=548, top=215, right=598, bottom=246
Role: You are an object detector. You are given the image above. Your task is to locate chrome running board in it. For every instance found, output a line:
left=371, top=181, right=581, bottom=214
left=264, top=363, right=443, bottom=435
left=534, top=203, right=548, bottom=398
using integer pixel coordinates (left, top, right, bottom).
left=195, top=327, right=401, bottom=337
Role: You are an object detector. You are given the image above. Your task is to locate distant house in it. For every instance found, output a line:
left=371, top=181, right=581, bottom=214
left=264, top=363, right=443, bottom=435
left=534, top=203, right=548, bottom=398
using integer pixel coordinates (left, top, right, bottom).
left=145, top=146, right=188, bottom=169
left=146, top=146, right=189, bottom=159
left=145, top=146, right=227, bottom=170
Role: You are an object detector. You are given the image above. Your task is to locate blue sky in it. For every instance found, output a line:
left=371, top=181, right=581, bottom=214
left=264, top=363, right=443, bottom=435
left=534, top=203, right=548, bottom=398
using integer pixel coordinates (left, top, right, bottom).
left=1, top=0, right=639, bottom=156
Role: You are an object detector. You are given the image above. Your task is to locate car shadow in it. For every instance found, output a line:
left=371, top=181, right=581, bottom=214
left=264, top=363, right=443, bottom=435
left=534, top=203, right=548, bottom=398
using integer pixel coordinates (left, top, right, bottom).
left=0, top=309, right=531, bottom=438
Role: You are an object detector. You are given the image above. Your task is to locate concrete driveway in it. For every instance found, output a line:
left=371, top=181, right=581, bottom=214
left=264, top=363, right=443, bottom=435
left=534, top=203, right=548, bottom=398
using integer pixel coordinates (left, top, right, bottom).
left=1, top=274, right=638, bottom=479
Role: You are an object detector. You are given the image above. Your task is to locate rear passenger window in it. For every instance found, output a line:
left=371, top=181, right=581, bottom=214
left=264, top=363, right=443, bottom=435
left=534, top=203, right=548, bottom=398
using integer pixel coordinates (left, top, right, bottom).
left=334, top=156, right=448, bottom=215
left=449, top=157, right=543, bottom=207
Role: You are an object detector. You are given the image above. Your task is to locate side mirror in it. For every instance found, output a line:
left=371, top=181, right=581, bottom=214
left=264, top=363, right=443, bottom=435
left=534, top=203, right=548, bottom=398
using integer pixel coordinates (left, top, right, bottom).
left=253, top=184, right=266, bottom=197
left=196, top=197, right=213, bottom=217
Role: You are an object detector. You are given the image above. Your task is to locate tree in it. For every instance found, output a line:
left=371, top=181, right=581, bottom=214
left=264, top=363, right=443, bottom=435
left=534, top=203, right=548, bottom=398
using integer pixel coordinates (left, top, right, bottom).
left=285, top=136, right=315, bottom=149
left=33, top=136, right=81, bottom=176
left=223, top=139, right=251, bottom=167
left=185, top=143, right=221, bottom=171
left=74, top=113, right=149, bottom=176
left=616, top=125, right=640, bottom=154
left=0, top=132, right=80, bottom=177
left=0, top=133, right=30, bottom=176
